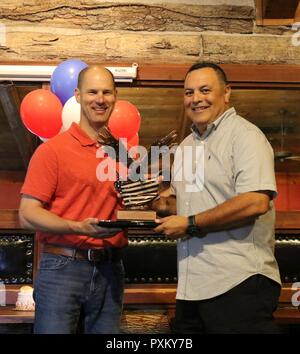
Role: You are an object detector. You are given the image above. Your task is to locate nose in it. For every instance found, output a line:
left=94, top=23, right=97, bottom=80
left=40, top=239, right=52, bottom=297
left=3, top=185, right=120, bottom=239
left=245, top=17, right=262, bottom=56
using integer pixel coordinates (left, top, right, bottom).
left=95, top=92, right=104, bottom=104
left=192, top=90, right=203, bottom=103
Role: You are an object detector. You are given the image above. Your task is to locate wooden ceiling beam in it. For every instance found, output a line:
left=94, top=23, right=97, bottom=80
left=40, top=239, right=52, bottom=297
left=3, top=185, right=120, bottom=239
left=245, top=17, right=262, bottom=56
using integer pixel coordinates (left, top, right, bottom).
left=0, top=83, right=35, bottom=168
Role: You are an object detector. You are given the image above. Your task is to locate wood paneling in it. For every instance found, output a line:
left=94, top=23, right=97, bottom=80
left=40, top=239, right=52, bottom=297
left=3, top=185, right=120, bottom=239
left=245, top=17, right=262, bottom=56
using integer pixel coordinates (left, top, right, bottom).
left=255, top=0, right=300, bottom=25
left=117, top=87, right=300, bottom=167
left=276, top=211, right=300, bottom=228
left=0, top=83, right=41, bottom=171
left=276, top=173, right=300, bottom=211
left=0, top=209, right=20, bottom=229
left=1, top=63, right=300, bottom=84
left=0, top=171, right=25, bottom=182
left=117, top=87, right=183, bottom=147
left=0, top=209, right=300, bottom=230
left=0, top=63, right=299, bottom=208
left=2, top=283, right=299, bottom=326
left=0, top=83, right=35, bottom=168
left=135, top=63, right=300, bottom=85
left=231, top=89, right=300, bottom=174
left=295, top=1, right=300, bottom=21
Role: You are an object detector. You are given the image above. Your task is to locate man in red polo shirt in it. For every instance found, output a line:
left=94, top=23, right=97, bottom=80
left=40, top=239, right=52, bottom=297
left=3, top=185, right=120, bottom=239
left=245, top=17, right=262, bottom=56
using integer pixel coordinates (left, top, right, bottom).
left=19, top=65, right=127, bottom=334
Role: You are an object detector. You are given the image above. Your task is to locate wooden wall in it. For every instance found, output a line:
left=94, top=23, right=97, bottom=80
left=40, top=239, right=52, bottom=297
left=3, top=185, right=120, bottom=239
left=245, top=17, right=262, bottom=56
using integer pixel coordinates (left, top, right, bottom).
left=0, top=63, right=300, bottom=212
left=0, top=1, right=299, bottom=65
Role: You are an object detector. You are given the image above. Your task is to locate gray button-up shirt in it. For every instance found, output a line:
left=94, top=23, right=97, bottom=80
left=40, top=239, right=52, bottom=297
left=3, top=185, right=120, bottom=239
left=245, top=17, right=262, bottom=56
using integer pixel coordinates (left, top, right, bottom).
left=172, top=107, right=281, bottom=300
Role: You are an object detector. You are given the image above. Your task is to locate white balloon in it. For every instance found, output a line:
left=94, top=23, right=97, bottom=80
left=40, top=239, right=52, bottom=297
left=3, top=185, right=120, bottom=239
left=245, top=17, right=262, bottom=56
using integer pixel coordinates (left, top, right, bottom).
left=61, top=96, right=80, bottom=132
left=39, top=136, right=48, bottom=142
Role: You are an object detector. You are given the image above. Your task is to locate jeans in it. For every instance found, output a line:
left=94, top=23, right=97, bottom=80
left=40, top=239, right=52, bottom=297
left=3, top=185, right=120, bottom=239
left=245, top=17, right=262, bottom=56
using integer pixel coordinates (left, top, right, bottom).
left=33, top=252, right=124, bottom=334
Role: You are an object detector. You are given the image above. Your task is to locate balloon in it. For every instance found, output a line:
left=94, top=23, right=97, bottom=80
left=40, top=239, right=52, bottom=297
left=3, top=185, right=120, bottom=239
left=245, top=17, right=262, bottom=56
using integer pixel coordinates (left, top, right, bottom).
left=20, top=89, right=63, bottom=139
left=108, top=100, right=141, bottom=140
left=50, top=59, right=87, bottom=105
left=127, top=133, right=140, bottom=159
left=128, top=133, right=139, bottom=149
left=61, top=96, right=80, bottom=132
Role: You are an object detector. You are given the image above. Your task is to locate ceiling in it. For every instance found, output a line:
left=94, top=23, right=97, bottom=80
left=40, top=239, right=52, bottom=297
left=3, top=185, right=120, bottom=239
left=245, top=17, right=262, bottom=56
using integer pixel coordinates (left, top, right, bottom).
left=0, top=82, right=300, bottom=175
left=1, top=0, right=300, bottom=174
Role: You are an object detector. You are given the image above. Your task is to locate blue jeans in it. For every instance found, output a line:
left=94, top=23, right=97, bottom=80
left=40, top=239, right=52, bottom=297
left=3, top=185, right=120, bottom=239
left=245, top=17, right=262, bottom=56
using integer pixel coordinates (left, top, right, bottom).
left=33, top=252, right=124, bottom=334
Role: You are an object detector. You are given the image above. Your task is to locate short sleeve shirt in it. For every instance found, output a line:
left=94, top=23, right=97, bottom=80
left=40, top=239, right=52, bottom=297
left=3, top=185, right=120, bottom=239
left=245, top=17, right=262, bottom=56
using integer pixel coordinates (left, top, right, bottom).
left=21, top=123, right=127, bottom=249
left=172, top=107, right=281, bottom=300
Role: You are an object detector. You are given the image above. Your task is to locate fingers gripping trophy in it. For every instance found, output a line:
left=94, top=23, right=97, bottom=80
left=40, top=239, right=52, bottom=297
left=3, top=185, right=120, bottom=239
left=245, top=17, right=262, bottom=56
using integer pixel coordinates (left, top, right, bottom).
left=97, top=127, right=178, bottom=228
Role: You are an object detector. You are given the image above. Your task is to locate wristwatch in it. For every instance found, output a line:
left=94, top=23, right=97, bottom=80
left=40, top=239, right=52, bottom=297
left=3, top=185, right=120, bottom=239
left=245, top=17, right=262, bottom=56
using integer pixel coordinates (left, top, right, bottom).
left=186, top=215, right=201, bottom=236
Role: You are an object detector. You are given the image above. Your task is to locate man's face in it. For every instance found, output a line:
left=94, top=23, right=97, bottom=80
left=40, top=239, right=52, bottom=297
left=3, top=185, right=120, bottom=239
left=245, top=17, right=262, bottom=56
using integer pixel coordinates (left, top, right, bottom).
left=75, top=67, right=117, bottom=129
left=184, top=67, right=231, bottom=132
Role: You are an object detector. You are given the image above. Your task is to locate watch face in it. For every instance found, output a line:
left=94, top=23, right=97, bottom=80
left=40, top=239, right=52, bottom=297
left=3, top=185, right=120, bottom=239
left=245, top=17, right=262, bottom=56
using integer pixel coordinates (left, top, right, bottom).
left=187, top=225, right=199, bottom=236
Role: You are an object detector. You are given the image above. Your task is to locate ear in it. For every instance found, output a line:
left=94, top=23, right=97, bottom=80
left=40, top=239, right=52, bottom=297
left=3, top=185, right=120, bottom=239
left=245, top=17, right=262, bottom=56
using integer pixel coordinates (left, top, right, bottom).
left=224, top=84, right=231, bottom=104
left=74, top=88, right=80, bottom=104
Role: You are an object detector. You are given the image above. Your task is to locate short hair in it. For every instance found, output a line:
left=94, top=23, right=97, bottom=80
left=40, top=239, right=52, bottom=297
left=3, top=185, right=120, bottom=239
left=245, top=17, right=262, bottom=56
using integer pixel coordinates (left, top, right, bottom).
left=77, top=66, right=115, bottom=89
left=185, top=62, right=228, bottom=86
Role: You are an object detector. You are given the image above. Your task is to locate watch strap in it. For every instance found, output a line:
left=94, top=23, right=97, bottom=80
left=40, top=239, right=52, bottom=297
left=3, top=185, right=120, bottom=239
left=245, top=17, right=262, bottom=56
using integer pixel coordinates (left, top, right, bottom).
left=188, top=214, right=196, bottom=227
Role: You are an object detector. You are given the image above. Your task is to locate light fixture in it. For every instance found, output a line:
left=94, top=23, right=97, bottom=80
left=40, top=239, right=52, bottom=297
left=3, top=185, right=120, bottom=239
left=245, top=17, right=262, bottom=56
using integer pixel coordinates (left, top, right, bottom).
left=0, top=63, right=138, bottom=82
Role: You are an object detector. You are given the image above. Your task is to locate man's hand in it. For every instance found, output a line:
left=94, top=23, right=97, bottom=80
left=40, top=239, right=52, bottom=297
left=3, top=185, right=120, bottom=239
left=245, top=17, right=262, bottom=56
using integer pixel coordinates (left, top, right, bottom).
left=154, top=215, right=188, bottom=239
left=69, top=218, right=122, bottom=238
left=151, top=186, right=177, bottom=216
left=19, top=196, right=122, bottom=237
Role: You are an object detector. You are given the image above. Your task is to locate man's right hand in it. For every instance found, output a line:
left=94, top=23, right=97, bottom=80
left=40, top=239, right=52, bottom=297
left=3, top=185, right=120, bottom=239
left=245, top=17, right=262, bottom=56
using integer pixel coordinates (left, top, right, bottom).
left=68, top=218, right=121, bottom=238
left=19, top=196, right=121, bottom=237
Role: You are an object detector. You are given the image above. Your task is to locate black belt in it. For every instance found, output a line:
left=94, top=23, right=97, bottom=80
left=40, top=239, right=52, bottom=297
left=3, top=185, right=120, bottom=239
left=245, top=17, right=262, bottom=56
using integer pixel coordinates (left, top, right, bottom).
left=43, top=243, right=123, bottom=263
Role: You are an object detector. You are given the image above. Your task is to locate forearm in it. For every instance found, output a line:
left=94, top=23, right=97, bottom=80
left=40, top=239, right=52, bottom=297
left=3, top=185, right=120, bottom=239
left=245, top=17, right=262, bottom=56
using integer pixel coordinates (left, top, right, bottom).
left=19, top=201, right=78, bottom=234
left=195, top=192, right=270, bottom=232
left=154, top=191, right=271, bottom=239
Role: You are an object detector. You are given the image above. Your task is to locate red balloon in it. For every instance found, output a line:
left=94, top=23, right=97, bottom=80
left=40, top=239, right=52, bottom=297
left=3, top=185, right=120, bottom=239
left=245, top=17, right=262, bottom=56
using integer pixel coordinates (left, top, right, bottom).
left=127, top=133, right=140, bottom=159
left=108, top=100, right=140, bottom=140
left=20, top=89, right=63, bottom=139
left=127, top=133, right=139, bottom=149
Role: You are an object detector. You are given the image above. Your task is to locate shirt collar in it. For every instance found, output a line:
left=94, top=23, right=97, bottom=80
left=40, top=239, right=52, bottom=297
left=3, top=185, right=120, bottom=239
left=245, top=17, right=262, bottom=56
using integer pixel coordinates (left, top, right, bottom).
left=191, top=107, right=236, bottom=140
left=68, top=122, right=96, bottom=146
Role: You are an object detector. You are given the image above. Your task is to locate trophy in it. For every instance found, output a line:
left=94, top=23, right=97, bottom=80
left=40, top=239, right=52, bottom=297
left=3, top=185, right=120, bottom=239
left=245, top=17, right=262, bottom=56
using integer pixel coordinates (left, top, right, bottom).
left=97, top=127, right=177, bottom=228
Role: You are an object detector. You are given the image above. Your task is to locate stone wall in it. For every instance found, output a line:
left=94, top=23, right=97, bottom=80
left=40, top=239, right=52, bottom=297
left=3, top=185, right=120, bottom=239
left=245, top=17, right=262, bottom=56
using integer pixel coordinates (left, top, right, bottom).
left=0, top=0, right=299, bottom=64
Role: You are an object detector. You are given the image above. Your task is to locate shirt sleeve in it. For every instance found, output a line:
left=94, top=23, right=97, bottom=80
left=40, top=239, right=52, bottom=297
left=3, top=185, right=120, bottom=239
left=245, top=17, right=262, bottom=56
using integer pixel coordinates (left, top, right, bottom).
left=21, top=143, right=58, bottom=203
left=233, top=128, right=277, bottom=198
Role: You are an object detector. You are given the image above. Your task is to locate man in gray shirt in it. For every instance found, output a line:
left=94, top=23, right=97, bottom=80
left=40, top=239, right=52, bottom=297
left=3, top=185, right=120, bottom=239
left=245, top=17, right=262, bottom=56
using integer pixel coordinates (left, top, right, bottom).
left=153, top=62, right=281, bottom=334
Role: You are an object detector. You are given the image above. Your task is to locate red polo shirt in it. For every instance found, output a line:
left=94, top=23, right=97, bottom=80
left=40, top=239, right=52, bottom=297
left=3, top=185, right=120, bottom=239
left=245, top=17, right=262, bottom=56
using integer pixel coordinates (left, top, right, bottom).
left=21, top=123, right=127, bottom=249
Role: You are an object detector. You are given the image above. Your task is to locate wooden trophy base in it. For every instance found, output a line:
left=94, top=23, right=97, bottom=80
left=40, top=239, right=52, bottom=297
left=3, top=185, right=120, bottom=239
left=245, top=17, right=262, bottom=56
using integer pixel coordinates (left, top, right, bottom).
left=117, top=209, right=156, bottom=221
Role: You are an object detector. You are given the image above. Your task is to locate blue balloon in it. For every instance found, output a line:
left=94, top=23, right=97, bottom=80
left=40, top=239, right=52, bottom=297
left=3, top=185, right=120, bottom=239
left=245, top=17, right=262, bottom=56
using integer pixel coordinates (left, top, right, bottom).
left=50, top=59, right=88, bottom=105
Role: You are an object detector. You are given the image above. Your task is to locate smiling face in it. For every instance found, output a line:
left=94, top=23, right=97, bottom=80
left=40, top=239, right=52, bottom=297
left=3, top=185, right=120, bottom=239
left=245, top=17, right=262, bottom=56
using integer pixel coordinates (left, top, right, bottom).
left=75, top=66, right=117, bottom=137
left=184, top=67, right=231, bottom=133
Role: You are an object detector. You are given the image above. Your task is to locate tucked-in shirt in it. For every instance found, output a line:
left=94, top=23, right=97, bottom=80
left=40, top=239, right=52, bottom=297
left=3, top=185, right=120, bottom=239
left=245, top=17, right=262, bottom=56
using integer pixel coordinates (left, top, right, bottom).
left=172, top=107, right=281, bottom=300
left=21, top=123, right=127, bottom=250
